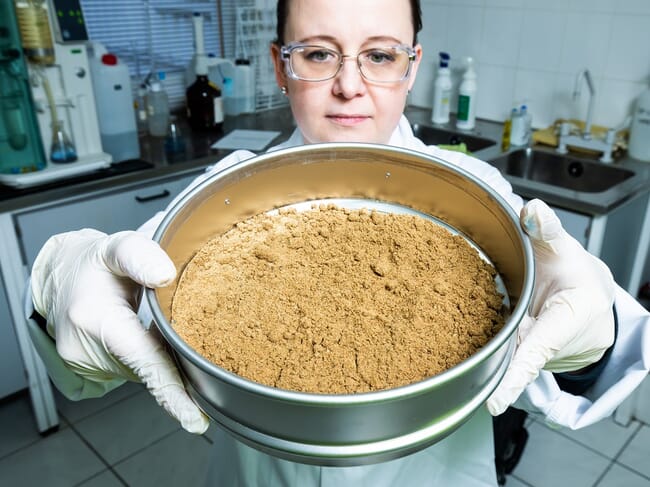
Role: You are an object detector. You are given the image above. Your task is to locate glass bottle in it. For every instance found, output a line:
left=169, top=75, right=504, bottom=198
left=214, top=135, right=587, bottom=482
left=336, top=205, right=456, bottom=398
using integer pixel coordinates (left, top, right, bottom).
left=186, top=58, right=223, bottom=132
left=14, top=0, right=55, bottom=65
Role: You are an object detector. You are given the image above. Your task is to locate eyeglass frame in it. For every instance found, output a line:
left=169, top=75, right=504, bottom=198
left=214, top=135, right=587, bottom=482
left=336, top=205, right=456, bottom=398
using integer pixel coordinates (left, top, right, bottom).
left=279, top=43, right=418, bottom=83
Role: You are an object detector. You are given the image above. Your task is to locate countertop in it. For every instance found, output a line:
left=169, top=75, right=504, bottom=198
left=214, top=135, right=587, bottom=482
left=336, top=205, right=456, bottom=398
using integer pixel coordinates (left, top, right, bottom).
left=404, top=107, right=650, bottom=215
left=1, top=105, right=649, bottom=216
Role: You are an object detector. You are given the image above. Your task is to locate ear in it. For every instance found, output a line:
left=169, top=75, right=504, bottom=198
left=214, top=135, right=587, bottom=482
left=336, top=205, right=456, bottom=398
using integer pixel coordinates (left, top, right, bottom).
left=270, top=43, right=289, bottom=91
left=406, top=44, right=423, bottom=92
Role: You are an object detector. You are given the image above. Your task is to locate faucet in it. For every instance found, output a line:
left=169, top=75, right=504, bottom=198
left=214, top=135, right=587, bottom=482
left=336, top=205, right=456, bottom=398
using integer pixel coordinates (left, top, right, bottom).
left=557, top=68, right=616, bottom=163
left=574, top=69, right=595, bottom=138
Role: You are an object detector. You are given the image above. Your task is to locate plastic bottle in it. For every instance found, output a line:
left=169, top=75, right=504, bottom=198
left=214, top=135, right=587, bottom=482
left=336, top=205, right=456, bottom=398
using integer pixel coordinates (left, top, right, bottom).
left=134, top=83, right=148, bottom=134
left=501, top=107, right=516, bottom=151
left=456, top=57, right=477, bottom=131
left=431, top=52, right=452, bottom=125
left=628, top=85, right=650, bottom=162
left=147, top=72, right=170, bottom=137
left=90, top=52, right=140, bottom=161
left=235, top=58, right=256, bottom=114
left=511, top=105, right=532, bottom=146
left=186, top=57, right=224, bottom=132
left=222, top=76, right=238, bottom=116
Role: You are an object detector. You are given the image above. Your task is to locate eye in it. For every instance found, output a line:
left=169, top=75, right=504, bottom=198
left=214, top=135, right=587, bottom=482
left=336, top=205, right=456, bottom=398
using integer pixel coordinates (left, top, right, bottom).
left=303, top=47, right=337, bottom=63
left=363, top=49, right=396, bottom=64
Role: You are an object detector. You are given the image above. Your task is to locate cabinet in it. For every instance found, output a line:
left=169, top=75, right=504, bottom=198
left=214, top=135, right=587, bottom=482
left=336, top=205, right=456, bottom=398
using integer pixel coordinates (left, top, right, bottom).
left=544, top=189, right=650, bottom=297
left=0, top=274, right=28, bottom=398
left=0, top=168, right=204, bottom=432
left=15, top=172, right=201, bottom=268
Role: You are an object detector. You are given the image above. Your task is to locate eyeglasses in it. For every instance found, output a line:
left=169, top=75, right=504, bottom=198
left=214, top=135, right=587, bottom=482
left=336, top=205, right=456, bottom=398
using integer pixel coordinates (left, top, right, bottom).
left=280, top=44, right=417, bottom=83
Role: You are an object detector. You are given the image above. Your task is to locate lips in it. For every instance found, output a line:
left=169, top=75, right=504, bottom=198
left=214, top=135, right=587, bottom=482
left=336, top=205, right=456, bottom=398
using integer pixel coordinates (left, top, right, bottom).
left=327, top=114, right=371, bottom=126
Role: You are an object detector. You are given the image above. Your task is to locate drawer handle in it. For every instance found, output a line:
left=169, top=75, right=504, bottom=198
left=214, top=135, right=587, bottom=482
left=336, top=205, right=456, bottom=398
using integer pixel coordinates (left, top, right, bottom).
left=135, top=189, right=170, bottom=203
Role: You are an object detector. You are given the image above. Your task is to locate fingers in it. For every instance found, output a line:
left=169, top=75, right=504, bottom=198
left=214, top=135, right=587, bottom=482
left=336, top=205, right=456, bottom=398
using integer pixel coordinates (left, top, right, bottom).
left=520, top=199, right=577, bottom=257
left=104, top=309, right=209, bottom=434
left=520, top=199, right=563, bottom=243
left=101, top=231, right=177, bottom=288
left=487, top=300, right=576, bottom=416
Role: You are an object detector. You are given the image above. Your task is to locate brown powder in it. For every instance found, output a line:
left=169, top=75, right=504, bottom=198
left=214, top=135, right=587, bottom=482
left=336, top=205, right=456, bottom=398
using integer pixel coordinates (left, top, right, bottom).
left=171, top=205, right=505, bottom=394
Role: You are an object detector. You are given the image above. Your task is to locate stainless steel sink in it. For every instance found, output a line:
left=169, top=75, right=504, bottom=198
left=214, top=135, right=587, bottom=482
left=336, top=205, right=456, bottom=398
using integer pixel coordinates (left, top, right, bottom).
left=488, top=148, right=635, bottom=193
left=411, top=123, right=497, bottom=152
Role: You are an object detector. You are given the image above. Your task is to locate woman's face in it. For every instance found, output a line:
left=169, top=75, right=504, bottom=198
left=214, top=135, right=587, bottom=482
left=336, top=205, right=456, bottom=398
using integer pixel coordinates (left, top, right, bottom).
left=271, top=0, right=422, bottom=145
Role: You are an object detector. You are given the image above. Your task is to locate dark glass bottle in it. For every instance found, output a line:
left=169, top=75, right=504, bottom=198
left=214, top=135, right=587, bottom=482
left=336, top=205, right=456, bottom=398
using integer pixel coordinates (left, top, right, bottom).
left=186, top=74, right=224, bottom=132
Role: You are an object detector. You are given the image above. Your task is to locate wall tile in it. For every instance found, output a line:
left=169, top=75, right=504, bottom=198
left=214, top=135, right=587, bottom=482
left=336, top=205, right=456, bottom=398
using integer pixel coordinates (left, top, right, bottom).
left=613, top=0, right=650, bottom=15
left=559, top=13, right=612, bottom=77
left=446, top=6, right=485, bottom=62
left=553, top=73, right=582, bottom=122
left=525, top=0, right=565, bottom=11
left=488, top=0, right=524, bottom=8
left=568, top=0, right=618, bottom=13
left=605, top=15, right=650, bottom=83
left=598, top=80, right=649, bottom=128
left=476, top=64, right=517, bottom=120
left=513, top=69, right=563, bottom=128
left=416, top=2, right=649, bottom=124
left=517, top=10, right=567, bottom=71
left=480, top=8, right=523, bottom=67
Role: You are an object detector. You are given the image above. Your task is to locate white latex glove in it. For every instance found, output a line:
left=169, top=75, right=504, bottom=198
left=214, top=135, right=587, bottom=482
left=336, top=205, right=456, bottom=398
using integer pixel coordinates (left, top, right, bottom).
left=487, top=199, right=615, bottom=416
left=31, top=229, right=209, bottom=434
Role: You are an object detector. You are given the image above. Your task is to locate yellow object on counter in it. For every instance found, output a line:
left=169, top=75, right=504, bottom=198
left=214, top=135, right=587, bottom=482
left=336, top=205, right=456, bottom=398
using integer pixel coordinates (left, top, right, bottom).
left=532, top=119, right=628, bottom=158
left=437, top=142, right=471, bottom=155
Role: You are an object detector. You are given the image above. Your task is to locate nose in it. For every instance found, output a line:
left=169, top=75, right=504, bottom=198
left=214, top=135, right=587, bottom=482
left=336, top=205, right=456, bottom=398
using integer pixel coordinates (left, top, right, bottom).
left=332, top=56, right=367, bottom=98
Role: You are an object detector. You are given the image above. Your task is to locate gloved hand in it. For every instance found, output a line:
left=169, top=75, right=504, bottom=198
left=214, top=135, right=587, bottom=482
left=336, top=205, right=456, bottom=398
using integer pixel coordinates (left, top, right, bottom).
left=31, top=229, right=209, bottom=434
left=487, top=199, right=615, bottom=416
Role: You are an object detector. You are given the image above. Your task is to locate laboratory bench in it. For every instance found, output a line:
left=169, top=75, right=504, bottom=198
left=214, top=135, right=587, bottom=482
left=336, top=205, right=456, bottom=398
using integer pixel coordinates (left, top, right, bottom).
left=1, top=105, right=649, bottom=434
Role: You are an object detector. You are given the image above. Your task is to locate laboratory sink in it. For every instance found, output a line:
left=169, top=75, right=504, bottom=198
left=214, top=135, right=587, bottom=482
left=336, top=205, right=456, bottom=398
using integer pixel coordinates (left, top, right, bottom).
left=411, top=123, right=497, bottom=153
left=487, top=148, right=635, bottom=193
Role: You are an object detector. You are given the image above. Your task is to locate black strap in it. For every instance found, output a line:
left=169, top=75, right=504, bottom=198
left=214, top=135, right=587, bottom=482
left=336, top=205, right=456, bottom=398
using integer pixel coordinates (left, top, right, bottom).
left=553, top=304, right=619, bottom=395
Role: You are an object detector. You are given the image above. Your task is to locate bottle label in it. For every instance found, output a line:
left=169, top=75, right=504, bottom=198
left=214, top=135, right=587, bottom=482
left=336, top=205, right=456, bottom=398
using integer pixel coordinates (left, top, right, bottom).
left=457, top=95, right=470, bottom=121
left=214, top=96, right=224, bottom=124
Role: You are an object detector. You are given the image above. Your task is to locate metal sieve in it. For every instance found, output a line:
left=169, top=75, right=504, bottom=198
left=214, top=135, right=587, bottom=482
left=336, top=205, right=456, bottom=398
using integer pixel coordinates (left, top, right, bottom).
left=145, top=143, right=534, bottom=466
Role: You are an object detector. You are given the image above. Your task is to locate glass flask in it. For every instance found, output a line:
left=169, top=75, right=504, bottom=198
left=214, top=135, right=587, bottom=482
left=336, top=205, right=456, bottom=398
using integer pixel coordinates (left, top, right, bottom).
left=49, top=119, right=77, bottom=163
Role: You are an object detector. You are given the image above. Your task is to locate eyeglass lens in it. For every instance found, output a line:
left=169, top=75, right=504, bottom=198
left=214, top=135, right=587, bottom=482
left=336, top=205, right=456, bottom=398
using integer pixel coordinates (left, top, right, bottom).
left=288, top=46, right=412, bottom=82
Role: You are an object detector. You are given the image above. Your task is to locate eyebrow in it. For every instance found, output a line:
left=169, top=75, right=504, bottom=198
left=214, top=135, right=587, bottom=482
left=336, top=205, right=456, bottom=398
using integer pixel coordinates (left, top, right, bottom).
left=296, top=35, right=406, bottom=46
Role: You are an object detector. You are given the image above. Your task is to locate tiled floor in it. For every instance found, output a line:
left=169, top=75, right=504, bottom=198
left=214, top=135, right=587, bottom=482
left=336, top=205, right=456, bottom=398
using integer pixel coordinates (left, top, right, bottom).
left=1, top=383, right=650, bottom=486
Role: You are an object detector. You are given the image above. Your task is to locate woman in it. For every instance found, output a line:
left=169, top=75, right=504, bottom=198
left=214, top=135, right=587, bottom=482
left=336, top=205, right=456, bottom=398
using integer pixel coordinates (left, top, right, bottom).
left=28, top=0, right=649, bottom=485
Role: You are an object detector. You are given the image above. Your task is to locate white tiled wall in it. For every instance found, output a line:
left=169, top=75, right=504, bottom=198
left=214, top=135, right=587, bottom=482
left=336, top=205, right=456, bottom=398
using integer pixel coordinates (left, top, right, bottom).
left=409, top=0, right=650, bottom=129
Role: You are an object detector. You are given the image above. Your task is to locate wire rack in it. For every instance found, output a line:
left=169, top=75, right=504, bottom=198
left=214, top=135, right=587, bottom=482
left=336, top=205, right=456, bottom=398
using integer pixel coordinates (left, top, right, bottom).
left=235, top=5, right=288, bottom=112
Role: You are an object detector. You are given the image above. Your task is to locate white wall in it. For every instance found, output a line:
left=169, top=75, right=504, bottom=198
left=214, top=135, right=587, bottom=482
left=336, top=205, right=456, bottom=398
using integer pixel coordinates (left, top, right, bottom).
left=409, top=0, right=650, bottom=130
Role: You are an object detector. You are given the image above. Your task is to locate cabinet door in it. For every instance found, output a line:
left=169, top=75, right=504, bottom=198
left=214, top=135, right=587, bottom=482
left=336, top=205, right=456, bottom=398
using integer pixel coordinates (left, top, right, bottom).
left=16, top=171, right=201, bottom=268
left=0, top=274, right=28, bottom=397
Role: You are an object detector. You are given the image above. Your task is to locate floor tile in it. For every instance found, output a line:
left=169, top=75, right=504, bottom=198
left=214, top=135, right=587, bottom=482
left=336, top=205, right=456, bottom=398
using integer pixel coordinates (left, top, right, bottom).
left=54, top=381, right=145, bottom=424
left=114, top=429, right=213, bottom=487
left=0, top=392, right=50, bottom=459
left=556, top=417, right=641, bottom=459
left=597, top=463, right=650, bottom=487
left=617, top=424, right=650, bottom=478
left=0, top=427, right=105, bottom=486
left=77, top=469, right=126, bottom=487
left=513, top=420, right=611, bottom=487
left=73, top=390, right=179, bottom=465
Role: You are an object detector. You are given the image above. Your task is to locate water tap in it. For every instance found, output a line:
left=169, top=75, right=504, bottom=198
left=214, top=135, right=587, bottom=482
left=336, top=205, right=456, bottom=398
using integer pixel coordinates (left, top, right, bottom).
left=573, top=68, right=595, bottom=139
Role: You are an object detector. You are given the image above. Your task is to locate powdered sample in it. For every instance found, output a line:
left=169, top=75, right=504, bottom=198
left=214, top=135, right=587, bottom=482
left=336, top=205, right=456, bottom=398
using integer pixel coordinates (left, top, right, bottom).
left=172, top=205, right=505, bottom=394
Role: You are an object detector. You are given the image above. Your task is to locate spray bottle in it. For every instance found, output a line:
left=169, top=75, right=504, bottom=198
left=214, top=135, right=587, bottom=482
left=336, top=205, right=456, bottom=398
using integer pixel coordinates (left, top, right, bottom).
left=431, top=52, right=452, bottom=125
left=456, top=57, right=477, bottom=131
left=628, top=85, right=650, bottom=162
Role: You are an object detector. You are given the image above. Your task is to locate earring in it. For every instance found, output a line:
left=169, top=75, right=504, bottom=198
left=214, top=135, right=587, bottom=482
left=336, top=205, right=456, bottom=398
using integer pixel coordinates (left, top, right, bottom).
left=281, top=86, right=288, bottom=95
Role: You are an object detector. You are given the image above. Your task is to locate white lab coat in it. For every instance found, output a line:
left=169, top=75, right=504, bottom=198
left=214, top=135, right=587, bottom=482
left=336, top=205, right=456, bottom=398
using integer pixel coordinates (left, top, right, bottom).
left=27, top=116, right=650, bottom=486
